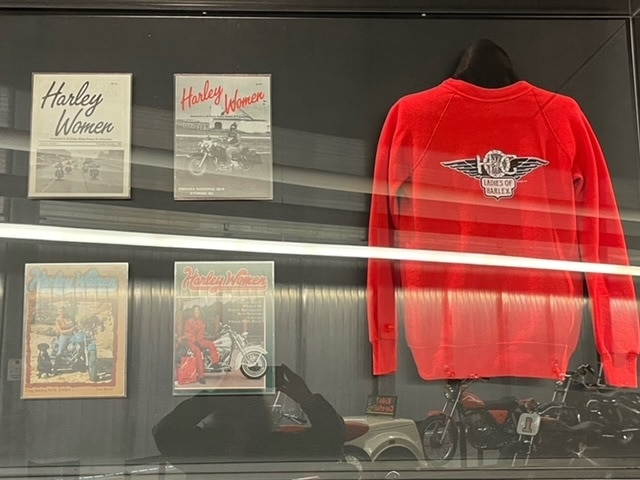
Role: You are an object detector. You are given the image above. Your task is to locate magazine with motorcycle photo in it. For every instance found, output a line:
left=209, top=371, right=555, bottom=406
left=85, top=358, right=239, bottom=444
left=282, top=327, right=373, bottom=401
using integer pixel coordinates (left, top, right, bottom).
left=21, top=263, right=129, bottom=399
left=174, top=74, right=272, bottom=200
left=28, top=73, right=132, bottom=199
left=173, top=261, right=275, bottom=395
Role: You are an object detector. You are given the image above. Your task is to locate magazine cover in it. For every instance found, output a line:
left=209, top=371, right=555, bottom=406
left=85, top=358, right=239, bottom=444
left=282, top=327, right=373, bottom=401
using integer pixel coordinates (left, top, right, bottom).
left=174, top=74, right=272, bottom=200
left=28, top=73, right=132, bottom=198
left=173, top=261, right=275, bottom=395
left=21, top=263, right=128, bottom=399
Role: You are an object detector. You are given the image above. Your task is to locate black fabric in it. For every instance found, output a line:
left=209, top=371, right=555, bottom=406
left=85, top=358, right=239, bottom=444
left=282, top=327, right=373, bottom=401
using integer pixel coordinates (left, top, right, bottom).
left=453, top=39, right=519, bottom=88
left=152, top=393, right=345, bottom=465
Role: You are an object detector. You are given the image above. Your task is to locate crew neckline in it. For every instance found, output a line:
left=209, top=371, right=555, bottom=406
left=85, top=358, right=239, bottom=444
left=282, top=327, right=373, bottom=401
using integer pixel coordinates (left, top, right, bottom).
left=442, top=78, right=532, bottom=101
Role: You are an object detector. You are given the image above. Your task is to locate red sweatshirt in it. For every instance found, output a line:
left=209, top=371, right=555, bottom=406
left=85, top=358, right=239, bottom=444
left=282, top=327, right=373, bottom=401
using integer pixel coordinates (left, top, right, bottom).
left=368, top=78, right=640, bottom=387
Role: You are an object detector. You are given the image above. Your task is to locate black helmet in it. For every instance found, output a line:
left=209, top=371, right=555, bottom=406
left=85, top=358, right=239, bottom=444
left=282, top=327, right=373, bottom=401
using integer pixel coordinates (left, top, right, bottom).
left=230, top=122, right=238, bottom=130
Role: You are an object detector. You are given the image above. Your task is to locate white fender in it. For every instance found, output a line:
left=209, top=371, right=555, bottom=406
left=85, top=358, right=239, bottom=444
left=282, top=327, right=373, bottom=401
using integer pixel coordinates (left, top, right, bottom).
left=231, top=346, right=268, bottom=370
left=243, top=345, right=268, bottom=355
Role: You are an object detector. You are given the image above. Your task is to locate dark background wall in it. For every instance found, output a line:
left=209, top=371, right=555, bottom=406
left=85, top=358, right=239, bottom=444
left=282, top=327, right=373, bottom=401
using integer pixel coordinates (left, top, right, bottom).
left=1, top=7, right=639, bottom=467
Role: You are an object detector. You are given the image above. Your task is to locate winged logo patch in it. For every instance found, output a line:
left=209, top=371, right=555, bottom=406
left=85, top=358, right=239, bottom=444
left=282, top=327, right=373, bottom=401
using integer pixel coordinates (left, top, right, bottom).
left=442, top=150, right=548, bottom=200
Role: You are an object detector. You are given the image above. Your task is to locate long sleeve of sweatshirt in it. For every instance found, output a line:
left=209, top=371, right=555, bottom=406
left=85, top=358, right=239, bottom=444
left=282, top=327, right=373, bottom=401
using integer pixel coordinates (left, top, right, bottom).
left=569, top=107, right=640, bottom=387
left=367, top=102, right=409, bottom=375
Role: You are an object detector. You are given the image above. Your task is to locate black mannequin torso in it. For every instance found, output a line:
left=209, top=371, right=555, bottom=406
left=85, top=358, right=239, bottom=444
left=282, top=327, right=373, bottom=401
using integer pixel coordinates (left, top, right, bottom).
left=453, top=39, right=519, bottom=88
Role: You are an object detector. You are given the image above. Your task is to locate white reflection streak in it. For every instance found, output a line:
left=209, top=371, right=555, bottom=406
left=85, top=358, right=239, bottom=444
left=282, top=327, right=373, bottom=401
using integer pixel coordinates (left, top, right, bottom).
left=2, top=223, right=640, bottom=277
left=3, top=124, right=637, bottom=221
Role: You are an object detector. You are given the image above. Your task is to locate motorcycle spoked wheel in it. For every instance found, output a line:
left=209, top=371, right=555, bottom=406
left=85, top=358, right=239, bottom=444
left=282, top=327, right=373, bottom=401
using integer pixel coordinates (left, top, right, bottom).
left=240, top=351, right=268, bottom=379
left=188, top=155, right=207, bottom=176
left=240, top=153, right=261, bottom=172
left=239, top=161, right=253, bottom=172
left=418, top=413, right=458, bottom=465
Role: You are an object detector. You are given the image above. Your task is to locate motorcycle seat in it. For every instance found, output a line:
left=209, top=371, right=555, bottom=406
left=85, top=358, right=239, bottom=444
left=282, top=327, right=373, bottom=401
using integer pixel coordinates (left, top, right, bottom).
left=543, top=418, right=604, bottom=435
left=483, top=396, right=520, bottom=411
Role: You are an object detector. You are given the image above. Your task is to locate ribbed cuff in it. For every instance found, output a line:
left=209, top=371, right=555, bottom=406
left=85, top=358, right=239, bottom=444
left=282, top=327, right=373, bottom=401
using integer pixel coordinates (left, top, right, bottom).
left=601, top=353, right=639, bottom=388
left=372, top=339, right=397, bottom=375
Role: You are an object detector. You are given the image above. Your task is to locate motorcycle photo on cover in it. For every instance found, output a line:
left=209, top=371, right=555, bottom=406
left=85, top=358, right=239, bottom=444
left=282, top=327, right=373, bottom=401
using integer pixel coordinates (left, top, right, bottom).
left=83, top=159, right=100, bottom=179
left=188, top=137, right=261, bottom=176
left=54, top=162, right=65, bottom=180
left=417, top=378, right=539, bottom=465
left=178, top=324, right=268, bottom=380
left=50, top=316, right=103, bottom=382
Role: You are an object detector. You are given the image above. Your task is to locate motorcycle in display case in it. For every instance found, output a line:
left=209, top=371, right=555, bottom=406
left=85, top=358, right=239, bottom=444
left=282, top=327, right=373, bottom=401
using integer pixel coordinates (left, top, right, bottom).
left=417, top=379, right=538, bottom=464
left=541, top=364, right=640, bottom=446
left=503, top=363, right=640, bottom=465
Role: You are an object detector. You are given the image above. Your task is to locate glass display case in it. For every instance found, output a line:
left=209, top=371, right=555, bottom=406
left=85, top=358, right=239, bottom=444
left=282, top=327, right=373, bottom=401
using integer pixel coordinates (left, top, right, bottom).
left=1, top=1, right=640, bottom=478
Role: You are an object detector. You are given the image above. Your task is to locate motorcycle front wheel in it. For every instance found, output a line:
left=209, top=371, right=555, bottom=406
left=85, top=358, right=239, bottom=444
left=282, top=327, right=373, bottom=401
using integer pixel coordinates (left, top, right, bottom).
left=418, top=413, right=458, bottom=465
left=239, top=162, right=253, bottom=172
left=241, top=153, right=261, bottom=171
left=188, top=155, right=207, bottom=176
left=240, top=351, right=267, bottom=379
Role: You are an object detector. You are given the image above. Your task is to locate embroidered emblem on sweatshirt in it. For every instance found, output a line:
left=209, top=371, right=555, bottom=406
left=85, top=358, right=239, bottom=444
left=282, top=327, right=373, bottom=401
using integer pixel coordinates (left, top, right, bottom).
left=442, top=150, right=548, bottom=200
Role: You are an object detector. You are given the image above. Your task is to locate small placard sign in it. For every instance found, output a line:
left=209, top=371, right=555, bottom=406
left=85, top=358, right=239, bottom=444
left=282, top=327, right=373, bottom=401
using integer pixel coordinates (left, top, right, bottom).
left=365, top=395, right=397, bottom=417
left=7, top=359, right=22, bottom=381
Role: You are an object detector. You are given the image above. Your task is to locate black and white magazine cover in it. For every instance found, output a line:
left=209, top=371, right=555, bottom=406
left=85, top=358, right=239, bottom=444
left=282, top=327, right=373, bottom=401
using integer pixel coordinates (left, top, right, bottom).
left=174, top=74, right=272, bottom=200
left=28, top=73, right=132, bottom=198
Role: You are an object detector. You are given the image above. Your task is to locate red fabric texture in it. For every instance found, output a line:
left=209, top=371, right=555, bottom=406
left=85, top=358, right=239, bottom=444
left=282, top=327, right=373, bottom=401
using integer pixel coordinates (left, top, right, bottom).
left=177, top=356, right=198, bottom=385
left=367, top=78, right=640, bottom=387
left=186, top=340, right=219, bottom=378
left=183, top=317, right=220, bottom=379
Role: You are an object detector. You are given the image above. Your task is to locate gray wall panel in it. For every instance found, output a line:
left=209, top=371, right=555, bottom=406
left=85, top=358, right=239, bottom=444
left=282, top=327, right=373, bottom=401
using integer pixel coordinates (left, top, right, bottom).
left=302, top=285, right=373, bottom=416
left=274, top=284, right=302, bottom=369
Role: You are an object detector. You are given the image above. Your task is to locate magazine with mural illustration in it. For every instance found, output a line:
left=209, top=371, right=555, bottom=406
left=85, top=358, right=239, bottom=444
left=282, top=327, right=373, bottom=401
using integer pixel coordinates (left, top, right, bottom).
left=21, top=263, right=128, bottom=399
left=173, top=261, right=274, bottom=395
left=174, top=74, right=272, bottom=200
left=28, top=73, right=132, bottom=198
